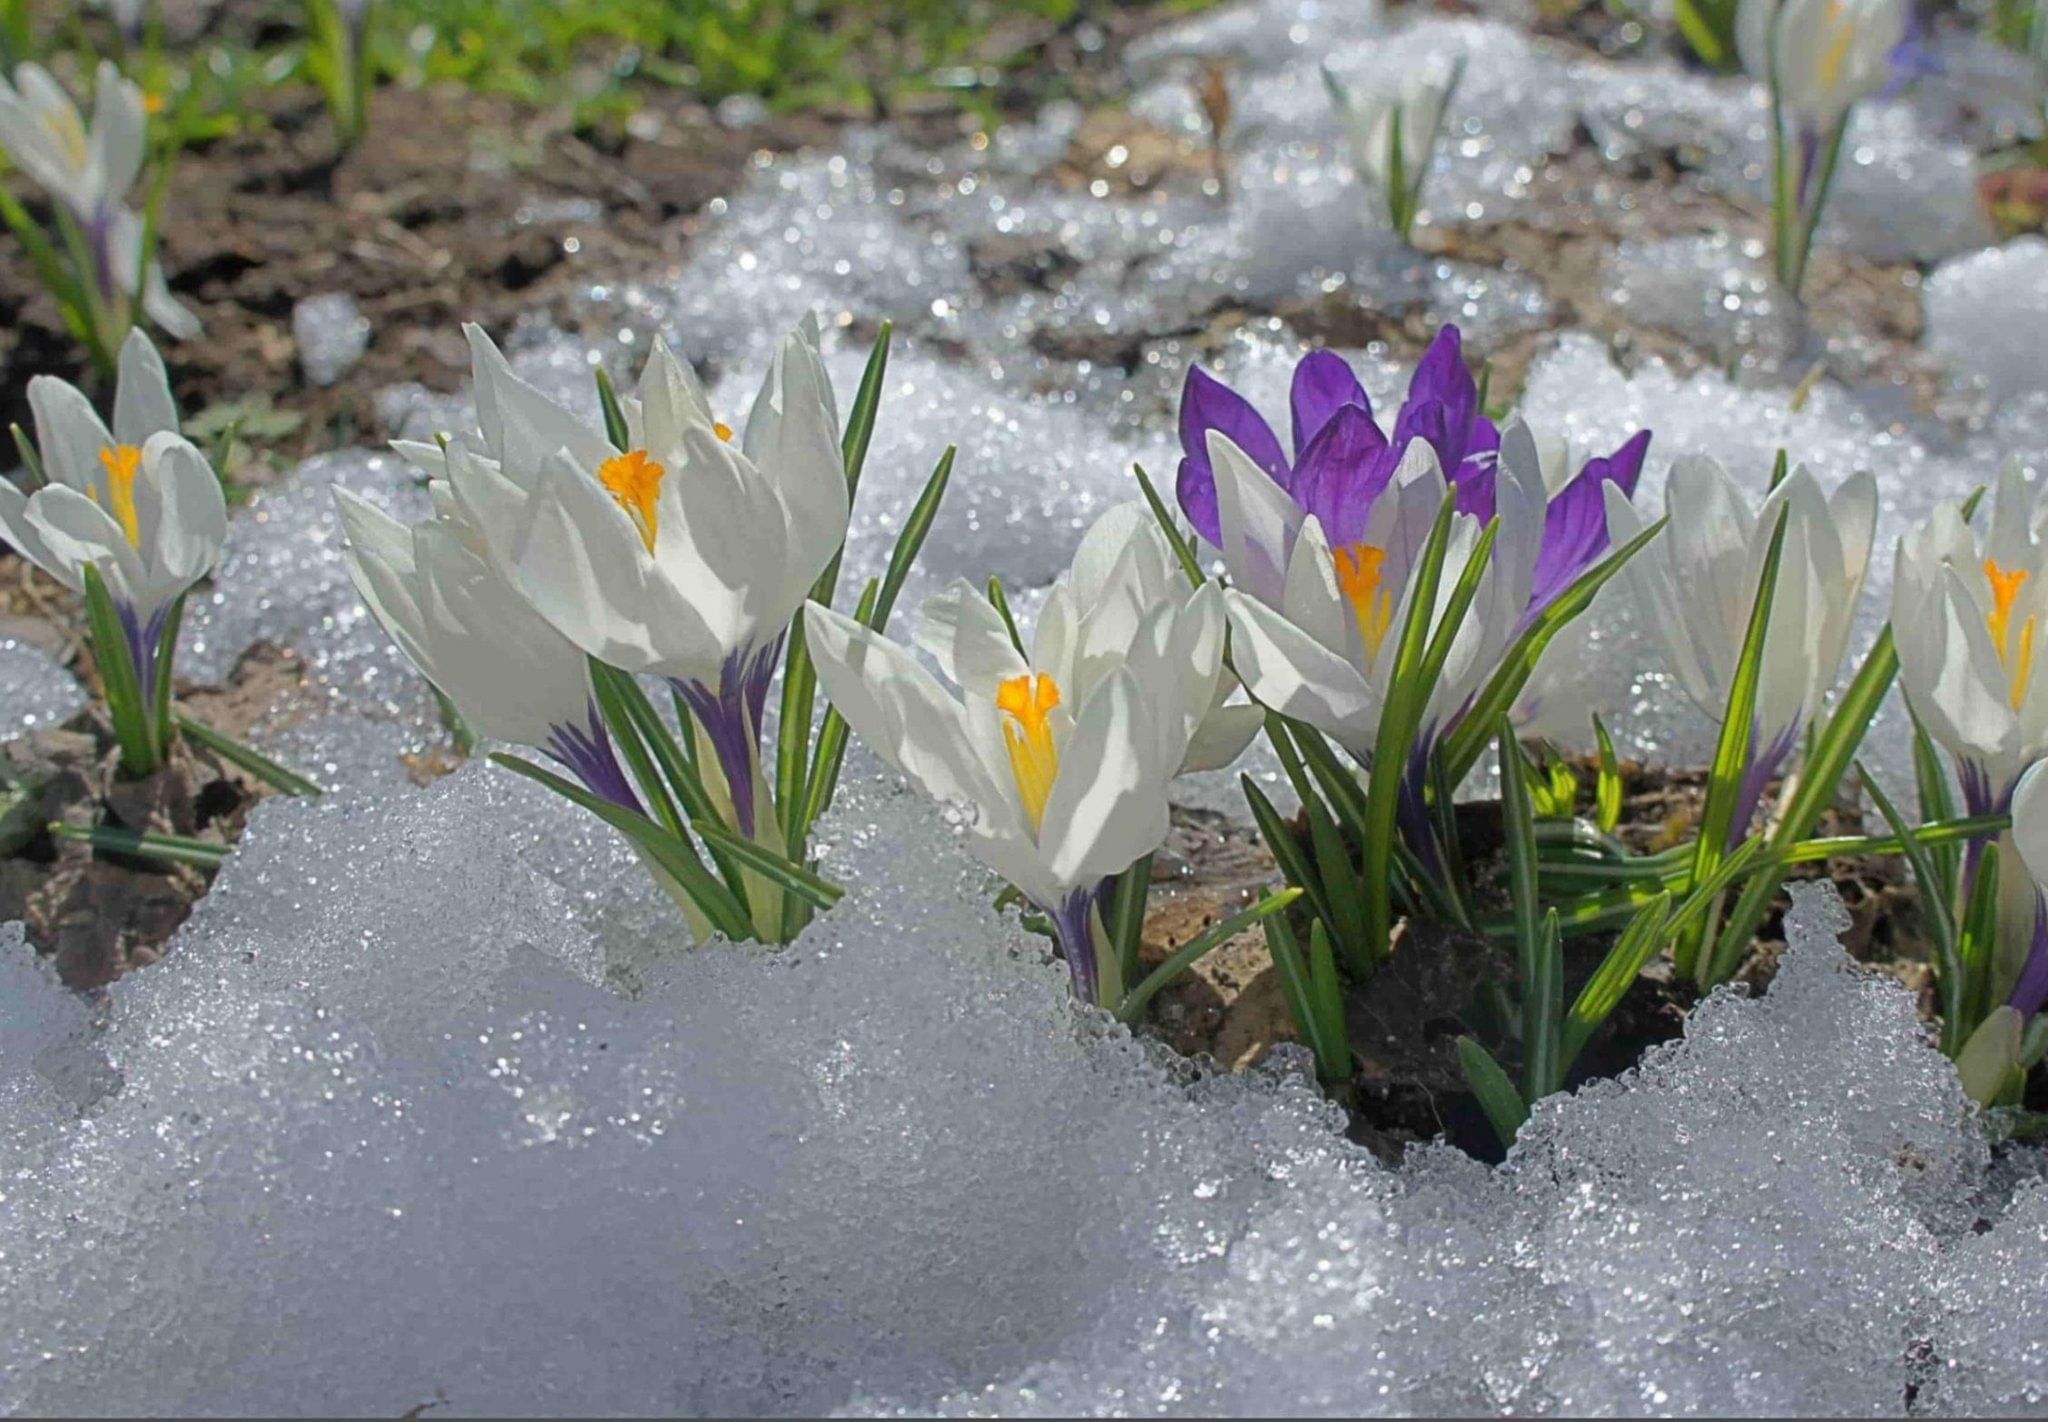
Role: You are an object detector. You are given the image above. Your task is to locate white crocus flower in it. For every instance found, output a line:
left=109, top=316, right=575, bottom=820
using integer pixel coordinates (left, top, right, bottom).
left=0, top=61, right=201, bottom=341
left=1218, top=422, right=1544, bottom=761
left=804, top=506, right=1241, bottom=1006
left=0, top=329, right=222, bottom=694
left=1736, top=0, right=1909, bottom=135
left=417, top=318, right=848, bottom=843
left=0, top=60, right=144, bottom=223
left=1893, top=463, right=2048, bottom=998
left=1331, top=69, right=1452, bottom=195
left=335, top=470, right=640, bottom=810
left=1892, top=462, right=2048, bottom=816
left=1604, top=457, right=1876, bottom=843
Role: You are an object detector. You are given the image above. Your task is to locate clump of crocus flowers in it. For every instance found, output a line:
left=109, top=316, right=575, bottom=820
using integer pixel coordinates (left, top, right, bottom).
left=345, top=318, right=951, bottom=944
left=337, top=312, right=2038, bottom=1139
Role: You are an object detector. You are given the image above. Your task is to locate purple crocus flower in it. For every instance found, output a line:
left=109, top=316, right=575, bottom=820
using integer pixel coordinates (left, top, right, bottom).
left=1177, top=323, right=1651, bottom=619
left=1177, top=325, right=1500, bottom=548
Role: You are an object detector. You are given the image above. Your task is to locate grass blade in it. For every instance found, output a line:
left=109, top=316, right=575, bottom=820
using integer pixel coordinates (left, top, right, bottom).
left=176, top=714, right=324, bottom=797
left=692, top=817, right=844, bottom=910
left=1442, top=516, right=1667, bottom=784
left=1115, top=886, right=1302, bottom=1022
left=867, top=446, right=954, bottom=635
left=49, top=822, right=229, bottom=869
left=1360, top=491, right=1460, bottom=968
left=1131, top=460, right=1205, bottom=587
left=1109, top=853, right=1153, bottom=1003
left=1679, top=504, right=1791, bottom=984
left=1594, top=714, right=1623, bottom=834
left=1458, top=1035, right=1529, bottom=1147
left=1860, top=763, right=1963, bottom=1050
left=82, top=564, right=155, bottom=776
left=1559, top=891, right=1673, bottom=1076
left=491, top=751, right=752, bottom=940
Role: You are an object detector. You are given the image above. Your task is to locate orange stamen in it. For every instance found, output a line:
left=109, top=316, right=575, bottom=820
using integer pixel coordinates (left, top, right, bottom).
left=597, top=449, right=665, bottom=554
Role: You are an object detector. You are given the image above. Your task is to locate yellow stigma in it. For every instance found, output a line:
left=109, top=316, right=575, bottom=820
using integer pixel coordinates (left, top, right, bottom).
left=713, top=419, right=733, bottom=442
left=1817, top=0, right=1857, bottom=90
left=597, top=448, right=664, bottom=553
left=997, top=672, right=1062, bottom=832
left=95, top=443, right=144, bottom=548
left=1333, top=543, right=1395, bottom=660
left=1986, top=558, right=2037, bottom=711
left=143, top=92, right=165, bottom=116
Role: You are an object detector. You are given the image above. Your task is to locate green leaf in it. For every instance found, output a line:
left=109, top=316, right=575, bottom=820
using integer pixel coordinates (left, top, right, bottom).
left=1526, top=909, right=1564, bottom=1100
left=1458, top=1035, right=1529, bottom=1147
left=838, top=321, right=894, bottom=496
left=10, top=422, right=43, bottom=489
left=586, top=660, right=689, bottom=837
left=594, top=365, right=631, bottom=450
left=987, top=576, right=1027, bottom=657
left=1131, top=461, right=1205, bottom=587
left=1680, top=503, right=1791, bottom=986
left=1560, top=891, right=1673, bottom=1076
left=82, top=564, right=158, bottom=778
left=868, top=445, right=954, bottom=635
left=1305, top=920, right=1349, bottom=1074
left=1243, top=773, right=1336, bottom=935
left=1115, top=886, right=1303, bottom=1022
left=150, top=594, right=185, bottom=760
left=1443, top=516, right=1668, bottom=784
left=1359, top=491, right=1461, bottom=971
left=176, top=714, right=324, bottom=797
left=1265, top=912, right=1349, bottom=1082
left=692, top=816, right=844, bottom=911
left=1594, top=715, right=1623, bottom=834
left=1701, top=624, right=1897, bottom=984
left=1958, top=842, right=2003, bottom=1038
left=1499, top=724, right=1546, bottom=1083
left=1912, top=712, right=1961, bottom=907
left=1109, top=852, right=1153, bottom=1003
left=1859, top=764, right=1963, bottom=1052
left=48, top=821, right=229, bottom=869
left=490, top=751, right=753, bottom=940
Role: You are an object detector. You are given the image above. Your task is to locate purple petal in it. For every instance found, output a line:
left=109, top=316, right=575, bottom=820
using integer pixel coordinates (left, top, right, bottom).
left=1393, top=326, right=1478, bottom=470
left=1178, top=365, right=1288, bottom=545
left=1529, top=468, right=1609, bottom=613
left=1448, top=453, right=1498, bottom=526
left=1598, top=429, right=1652, bottom=498
left=1289, top=349, right=1371, bottom=457
left=2013, top=893, right=2048, bottom=1021
left=1290, top=405, right=1395, bottom=547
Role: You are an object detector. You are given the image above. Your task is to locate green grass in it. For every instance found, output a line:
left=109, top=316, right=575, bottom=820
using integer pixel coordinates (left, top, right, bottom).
left=27, top=0, right=1221, bottom=143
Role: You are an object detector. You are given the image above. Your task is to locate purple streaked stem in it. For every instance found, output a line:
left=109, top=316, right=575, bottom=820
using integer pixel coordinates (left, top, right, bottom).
left=2011, top=892, right=2048, bottom=1021
left=1724, top=720, right=1802, bottom=854
left=670, top=636, right=784, bottom=841
left=116, top=598, right=170, bottom=706
left=1956, top=759, right=2016, bottom=897
left=1048, top=881, right=1114, bottom=1006
left=544, top=699, right=644, bottom=815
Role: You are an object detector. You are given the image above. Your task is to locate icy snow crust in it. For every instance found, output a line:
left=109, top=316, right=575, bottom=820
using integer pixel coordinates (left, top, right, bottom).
left=6, top=0, right=2047, bottom=1411
left=0, top=773, right=2025, bottom=1416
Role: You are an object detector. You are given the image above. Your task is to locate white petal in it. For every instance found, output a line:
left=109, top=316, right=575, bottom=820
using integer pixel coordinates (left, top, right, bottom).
left=28, top=375, right=114, bottom=495
left=112, top=328, right=178, bottom=446
left=141, top=434, right=225, bottom=591
left=1209, top=430, right=1300, bottom=606
left=1225, top=588, right=1381, bottom=753
left=1039, top=667, right=1169, bottom=891
left=914, top=579, right=1027, bottom=698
